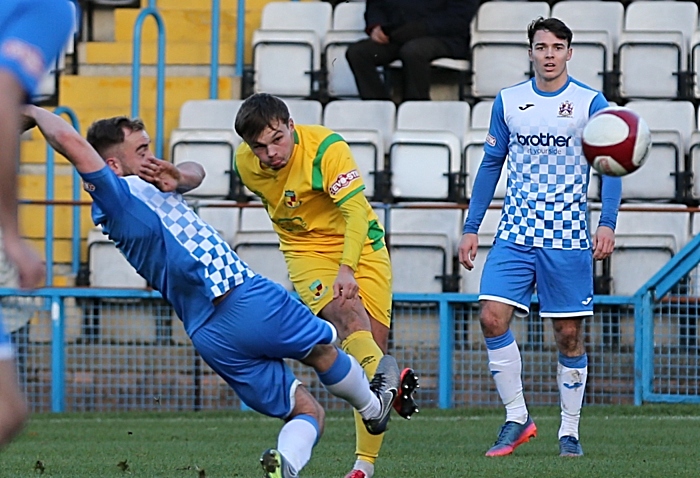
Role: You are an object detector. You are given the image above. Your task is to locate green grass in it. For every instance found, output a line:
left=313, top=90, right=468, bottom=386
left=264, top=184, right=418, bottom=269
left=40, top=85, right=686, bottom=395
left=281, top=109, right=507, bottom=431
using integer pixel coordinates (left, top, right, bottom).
left=3, top=405, right=700, bottom=477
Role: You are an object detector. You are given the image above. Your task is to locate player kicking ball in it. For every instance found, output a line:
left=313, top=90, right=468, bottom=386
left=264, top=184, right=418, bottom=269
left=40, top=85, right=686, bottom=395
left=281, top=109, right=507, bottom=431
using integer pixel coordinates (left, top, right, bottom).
left=23, top=104, right=403, bottom=478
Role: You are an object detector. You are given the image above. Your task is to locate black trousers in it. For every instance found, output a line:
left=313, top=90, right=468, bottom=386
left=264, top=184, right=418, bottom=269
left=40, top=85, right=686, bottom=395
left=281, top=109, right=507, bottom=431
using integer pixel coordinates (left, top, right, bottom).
left=346, top=37, right=453, bottom=101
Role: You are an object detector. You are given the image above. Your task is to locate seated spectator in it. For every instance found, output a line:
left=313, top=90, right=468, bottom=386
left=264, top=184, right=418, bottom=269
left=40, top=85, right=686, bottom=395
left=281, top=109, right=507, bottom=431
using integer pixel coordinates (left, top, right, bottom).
left=346, top=0, right=477, bottom=102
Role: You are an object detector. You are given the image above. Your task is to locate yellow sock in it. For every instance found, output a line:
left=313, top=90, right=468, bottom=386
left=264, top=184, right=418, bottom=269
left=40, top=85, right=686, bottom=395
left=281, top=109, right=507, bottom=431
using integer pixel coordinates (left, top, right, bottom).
left=341, top=330, right=385, bottom=465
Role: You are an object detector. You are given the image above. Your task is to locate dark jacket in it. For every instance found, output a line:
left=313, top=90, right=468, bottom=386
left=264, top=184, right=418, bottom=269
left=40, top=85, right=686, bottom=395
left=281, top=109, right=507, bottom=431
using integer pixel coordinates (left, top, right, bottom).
left=364, top=0, right=477, bottom=59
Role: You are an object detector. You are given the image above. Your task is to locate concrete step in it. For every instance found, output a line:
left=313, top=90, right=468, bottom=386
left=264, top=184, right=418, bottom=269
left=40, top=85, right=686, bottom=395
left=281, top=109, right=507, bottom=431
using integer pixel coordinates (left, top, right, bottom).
left=76, top=64, right=237, bottom=78
left=114, top=9, right=240, bottom=43
left=59, top=75, right=233, bottom=109
left=81, top=40, right=237, bottom=65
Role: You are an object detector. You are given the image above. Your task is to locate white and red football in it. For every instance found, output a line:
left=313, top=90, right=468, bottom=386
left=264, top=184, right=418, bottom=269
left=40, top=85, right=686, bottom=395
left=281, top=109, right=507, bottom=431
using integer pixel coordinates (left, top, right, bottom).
left=582, top=107, right=652, bottom=176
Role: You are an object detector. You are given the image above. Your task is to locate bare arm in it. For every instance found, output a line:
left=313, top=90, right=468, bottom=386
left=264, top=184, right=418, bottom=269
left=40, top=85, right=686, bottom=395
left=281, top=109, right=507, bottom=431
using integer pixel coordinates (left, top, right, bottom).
left=138, top=159, right=205, bottom=193
left=22, top=105, right=106, bottom=175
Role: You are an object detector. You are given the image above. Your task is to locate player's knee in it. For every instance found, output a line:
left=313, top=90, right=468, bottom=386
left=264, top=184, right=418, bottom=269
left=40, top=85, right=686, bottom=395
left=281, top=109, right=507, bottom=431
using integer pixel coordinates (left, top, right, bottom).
left=479, top=305, right=510, bottom=336
left=321, top=298, right=371, bottom=337
left=303, top=343, right=337, bottom=371
left=290, top=386, right=326, bottom=434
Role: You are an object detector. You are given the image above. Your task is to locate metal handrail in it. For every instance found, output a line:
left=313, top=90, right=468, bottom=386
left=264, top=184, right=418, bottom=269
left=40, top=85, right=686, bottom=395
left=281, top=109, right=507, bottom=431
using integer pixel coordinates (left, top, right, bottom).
left=131, top=0, right=166, bottom=158
left=210, top=0, right=220, bottom=97
left=45, top=106, right=81, bottom=286
left=235, top=0, right=245, bottom=77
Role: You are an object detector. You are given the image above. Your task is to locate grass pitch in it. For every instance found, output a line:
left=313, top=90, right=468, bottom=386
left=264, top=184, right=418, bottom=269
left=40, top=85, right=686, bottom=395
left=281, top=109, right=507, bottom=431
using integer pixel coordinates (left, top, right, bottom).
left=2, top=404, right=699, bottom=477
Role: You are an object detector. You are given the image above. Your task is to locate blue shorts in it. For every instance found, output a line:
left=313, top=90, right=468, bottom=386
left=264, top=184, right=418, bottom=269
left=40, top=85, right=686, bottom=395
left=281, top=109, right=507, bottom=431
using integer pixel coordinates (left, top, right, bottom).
left=189, top=274, right=337, bottom=419
left=480, top=239, right=594, bottom=318
left=0, top=0, right=74, bottom=94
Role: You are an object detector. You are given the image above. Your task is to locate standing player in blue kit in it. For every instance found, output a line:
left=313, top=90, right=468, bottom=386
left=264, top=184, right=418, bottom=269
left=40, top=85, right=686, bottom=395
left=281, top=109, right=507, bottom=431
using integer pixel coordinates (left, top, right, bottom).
left=459, top=17, right=622, bottom=457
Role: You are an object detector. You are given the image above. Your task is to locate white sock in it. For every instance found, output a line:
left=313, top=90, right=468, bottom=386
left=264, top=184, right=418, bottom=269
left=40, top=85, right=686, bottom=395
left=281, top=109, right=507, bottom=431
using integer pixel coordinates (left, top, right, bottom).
left=319, top=354, right=379, bottom=420
left=277, top=416, right=318, bottom=476
left=557, top=354, right=588, bottom=440
left=486, top=333, right=528, bottom=424
left=352, top=459, right=375, bottom=477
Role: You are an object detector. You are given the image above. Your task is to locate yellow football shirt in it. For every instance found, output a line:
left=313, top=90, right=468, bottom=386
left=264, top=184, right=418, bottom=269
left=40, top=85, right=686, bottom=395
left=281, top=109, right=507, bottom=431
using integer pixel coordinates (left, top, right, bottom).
left=234, top=124, right=385, bottom=268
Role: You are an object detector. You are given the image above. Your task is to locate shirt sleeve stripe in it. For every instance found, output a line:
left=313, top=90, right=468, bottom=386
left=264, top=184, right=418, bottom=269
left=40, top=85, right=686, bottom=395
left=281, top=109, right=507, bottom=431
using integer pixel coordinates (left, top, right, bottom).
left=312, top=133, right=345, bottom=191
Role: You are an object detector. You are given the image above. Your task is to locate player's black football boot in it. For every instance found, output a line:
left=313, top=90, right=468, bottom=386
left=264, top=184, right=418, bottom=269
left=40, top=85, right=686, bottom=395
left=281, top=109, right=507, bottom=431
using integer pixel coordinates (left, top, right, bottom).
left=393, top=367, right=420, bottom=419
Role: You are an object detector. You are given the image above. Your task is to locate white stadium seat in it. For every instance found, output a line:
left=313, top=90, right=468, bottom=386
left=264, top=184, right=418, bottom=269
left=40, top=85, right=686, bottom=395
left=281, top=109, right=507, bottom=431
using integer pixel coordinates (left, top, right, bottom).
left=323, top=2, right=366, bottom=98
left=624, top=100, right=695, bottom=202
left=389, top=101, right=470, bottom=201
left=283, top=99, right=323, bottom=125
left=464, top=99, right=508, bottom=200
left=253, top=2, right=333, bottom=98
left=591, top=206, right=690, bottom=296
left=389, top=206, right=464, bottom=293
left=470, top=2, right=550, bottom=98
left=551, top=1, right=623, bottom=94
left=460, top=208, right=501, bottom=294
left=689, top=129, right=700, bottom=200
left=323, top=100, right=396, bottom=200
left=618, top=1, right=697, bottom=99
left=170, top=100, right=243, bottom=199
left=232, top=207, right=292, bottom=291
left=87, top=227, right=147, bottom=289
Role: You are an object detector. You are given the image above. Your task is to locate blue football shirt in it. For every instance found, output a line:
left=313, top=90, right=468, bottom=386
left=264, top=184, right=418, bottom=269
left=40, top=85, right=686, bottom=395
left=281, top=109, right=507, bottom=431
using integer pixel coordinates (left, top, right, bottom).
left=80, top=166, right=254, bottom=336
left=468, top=77, right=617, bottom=250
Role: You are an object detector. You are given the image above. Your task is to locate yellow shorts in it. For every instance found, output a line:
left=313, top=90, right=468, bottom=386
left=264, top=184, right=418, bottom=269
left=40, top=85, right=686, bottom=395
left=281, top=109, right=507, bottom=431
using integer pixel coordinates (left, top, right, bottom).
left=284, top=246, right=392, bottom=328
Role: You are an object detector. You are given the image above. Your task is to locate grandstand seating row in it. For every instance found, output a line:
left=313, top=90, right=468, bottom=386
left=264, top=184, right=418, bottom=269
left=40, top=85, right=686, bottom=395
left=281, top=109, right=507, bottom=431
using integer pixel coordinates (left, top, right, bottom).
left=170, top=98, right=700, bottom=205
left=87, top=203, right=700, bottom=299
left=247, top=1, right=700, bottom=102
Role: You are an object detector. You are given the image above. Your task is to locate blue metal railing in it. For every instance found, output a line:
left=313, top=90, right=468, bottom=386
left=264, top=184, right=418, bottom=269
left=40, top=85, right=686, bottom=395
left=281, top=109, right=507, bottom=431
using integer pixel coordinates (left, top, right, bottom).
left=0, top=287, right=163, bottom=412
left=131, top=0, right=166, bottom=158
left=235, top=0, right=245, bottom=77
left=0, top=286, right=643, bottom=413
left=210, top=0, right=220, bottom=98
left=633, top=232, right=700, bottom=405
left=44, top=106, right=81, bottom=286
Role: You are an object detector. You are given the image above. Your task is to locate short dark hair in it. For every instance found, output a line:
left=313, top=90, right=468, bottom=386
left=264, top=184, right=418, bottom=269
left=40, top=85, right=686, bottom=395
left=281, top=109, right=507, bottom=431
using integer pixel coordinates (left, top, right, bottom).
left=527, top=17, right=572, bottom=48
left=86, top=116, right=145, bottom=158
left=234, top=93, right=290, bottom=144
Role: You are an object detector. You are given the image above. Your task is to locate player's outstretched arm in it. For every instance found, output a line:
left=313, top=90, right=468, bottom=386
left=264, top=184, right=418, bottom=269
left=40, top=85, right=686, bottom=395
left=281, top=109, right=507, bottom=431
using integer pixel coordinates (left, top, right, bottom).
left=23, top=105, right=106, bottom=175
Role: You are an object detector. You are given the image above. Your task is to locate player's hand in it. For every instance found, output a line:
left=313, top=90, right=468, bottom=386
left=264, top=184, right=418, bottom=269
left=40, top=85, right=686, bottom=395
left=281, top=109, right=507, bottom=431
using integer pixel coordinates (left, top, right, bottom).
left=370, top=26, right=389, bottom=44
left=592, top=225, right=615, bottom=261
left=2, top=235, right=45, bottom=289
left=138, top=158, right=181, bottom=192
left=333, top=265, right=359, bottom=304
left=458, top=233, right=479, bottom=271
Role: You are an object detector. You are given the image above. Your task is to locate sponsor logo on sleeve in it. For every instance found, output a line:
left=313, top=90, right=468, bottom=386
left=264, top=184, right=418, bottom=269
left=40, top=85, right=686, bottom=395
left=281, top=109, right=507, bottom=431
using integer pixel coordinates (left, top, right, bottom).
left=485, top=133, right=497, bottom=147
left=83, top=181, right=96, bottom=192
left=329, top=169, right=360, bottom=195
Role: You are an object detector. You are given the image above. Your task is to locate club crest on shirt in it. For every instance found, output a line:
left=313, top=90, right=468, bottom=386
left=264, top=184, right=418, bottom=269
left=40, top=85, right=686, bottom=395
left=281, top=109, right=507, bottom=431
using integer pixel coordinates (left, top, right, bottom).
left=284, top=190, right=301, bottom=208
left=309, top=279, right=328, bottom=300
left=558, top=100, right=574, bottom=118
left=83, top=181, right=96, bottom=192
left=329, top=169, right=360, bottom=195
